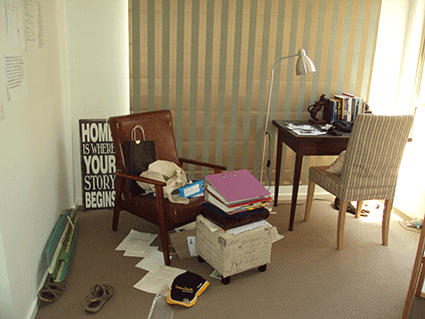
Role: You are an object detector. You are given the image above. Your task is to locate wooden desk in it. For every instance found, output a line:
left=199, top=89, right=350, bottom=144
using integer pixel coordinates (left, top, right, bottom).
left=272, top=120, right=350, bottom=231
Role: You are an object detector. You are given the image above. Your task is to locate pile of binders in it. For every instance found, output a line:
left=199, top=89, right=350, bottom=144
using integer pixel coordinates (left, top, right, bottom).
left=202, top=169, right=272, bottom=229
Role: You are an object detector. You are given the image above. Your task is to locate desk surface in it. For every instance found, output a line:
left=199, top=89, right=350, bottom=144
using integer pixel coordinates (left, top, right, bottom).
left=272, top=120, right=350, bottom=155
left=272, top=120, right=350, bottom=231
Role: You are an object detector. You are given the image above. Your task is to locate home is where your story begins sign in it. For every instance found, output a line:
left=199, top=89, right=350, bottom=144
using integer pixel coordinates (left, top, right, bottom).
left=79, top=119, right=116, bottom=210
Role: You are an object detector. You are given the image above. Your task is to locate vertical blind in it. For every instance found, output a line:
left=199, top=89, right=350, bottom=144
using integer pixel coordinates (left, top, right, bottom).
left=129, top=0, right=381, bottom=185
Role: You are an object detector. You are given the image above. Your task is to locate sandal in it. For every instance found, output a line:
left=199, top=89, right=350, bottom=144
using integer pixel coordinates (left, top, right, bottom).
left=334, top=198, right=369, bottom=216
left=38, top=280, right=67, bottom=303
left=85, top=284, right=114, bottom=313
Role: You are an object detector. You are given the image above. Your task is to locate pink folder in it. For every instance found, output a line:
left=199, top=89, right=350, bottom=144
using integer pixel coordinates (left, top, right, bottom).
left=204, top=169, right=271, bottom=206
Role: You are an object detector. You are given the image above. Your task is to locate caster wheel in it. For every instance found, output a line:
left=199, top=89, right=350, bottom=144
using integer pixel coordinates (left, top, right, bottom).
left=258, top=264, right=267, bottom=272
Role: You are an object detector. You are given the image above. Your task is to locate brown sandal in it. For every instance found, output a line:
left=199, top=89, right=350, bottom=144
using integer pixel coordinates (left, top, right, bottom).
left=38, top=281, right=67, bottom=303
left=85, top=284, right=114, bottom=313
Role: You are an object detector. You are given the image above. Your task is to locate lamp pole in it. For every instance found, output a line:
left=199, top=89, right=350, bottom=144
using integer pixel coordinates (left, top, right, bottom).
left=259, top=49, right=315, bottom=185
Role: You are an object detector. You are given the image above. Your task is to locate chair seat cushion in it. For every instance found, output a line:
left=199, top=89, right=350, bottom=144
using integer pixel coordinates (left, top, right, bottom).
left=309, top=166, right=342, bottom=198
left=121, top=194, right=205, bottom=230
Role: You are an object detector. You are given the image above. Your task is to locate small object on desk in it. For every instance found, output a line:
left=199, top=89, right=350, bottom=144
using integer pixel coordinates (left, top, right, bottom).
left=285, top=122, right=327, bottom=136
left=332, top=120, right=353, bottom=132
left=327, top=127, right=343, bottom=136
left=307, top=94, right=329, bottom=123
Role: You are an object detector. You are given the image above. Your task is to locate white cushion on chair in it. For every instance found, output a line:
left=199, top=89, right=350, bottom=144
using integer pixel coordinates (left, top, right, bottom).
left=326, top=151, right=346, bottom=174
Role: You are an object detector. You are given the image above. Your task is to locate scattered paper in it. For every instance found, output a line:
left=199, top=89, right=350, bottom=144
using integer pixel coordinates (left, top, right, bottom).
left=271, top=227, right=284, bottom=243
left=135, top=249, right=168, bottom=272
left=4, top=54, right=28, bottom=101
left=210, top=270, right=222, bottom=280
left=285, top=122, right=327, bottom=136
left=116, top=229, right=157, bottom=257
left=134, top=265, right=186, bottom=295
left=226, top=220, right=270, bottom=235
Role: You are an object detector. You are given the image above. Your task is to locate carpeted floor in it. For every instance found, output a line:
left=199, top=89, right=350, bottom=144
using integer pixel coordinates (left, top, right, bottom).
left=35, top=199, right=425, bottom=319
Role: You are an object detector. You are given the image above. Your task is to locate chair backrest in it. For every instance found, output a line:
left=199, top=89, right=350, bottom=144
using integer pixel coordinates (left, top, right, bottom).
left=340, top=114, right=414, bottom=201
left=108, top=110, right=181, bottom=191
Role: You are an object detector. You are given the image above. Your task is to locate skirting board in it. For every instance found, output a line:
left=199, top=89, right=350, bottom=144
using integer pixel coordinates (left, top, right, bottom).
left=26, top=270, right=49, bottom=319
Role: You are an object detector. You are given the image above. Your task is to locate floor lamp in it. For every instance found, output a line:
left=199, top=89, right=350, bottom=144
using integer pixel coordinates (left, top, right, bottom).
left=259, top=49, right=316, bottom=184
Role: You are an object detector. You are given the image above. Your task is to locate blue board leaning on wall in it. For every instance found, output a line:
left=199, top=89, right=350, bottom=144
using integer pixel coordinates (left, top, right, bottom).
left=79, top=119, right=116, bottom=210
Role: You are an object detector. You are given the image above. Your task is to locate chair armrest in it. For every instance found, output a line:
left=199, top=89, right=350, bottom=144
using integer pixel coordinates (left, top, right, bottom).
left=179, top=157, right=226, bottom=173
left=115, top=171, right=166, bottom=187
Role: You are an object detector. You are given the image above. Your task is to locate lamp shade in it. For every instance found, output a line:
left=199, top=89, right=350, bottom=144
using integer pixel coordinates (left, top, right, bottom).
left=295, top=49, right=316, bottom=75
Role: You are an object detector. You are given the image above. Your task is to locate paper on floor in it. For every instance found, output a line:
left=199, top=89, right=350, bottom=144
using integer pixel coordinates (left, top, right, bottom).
left=115, top=229, right=157, bottom=257
left=135, top=249, right=168, bottom=272
left=133, top=265, right=186, bottom=294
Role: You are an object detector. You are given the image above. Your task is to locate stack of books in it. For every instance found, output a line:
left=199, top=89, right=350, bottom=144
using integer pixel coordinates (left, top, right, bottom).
left=324, top=92, right=367, bottom=123
left=203, top=169, right=272, bottom=216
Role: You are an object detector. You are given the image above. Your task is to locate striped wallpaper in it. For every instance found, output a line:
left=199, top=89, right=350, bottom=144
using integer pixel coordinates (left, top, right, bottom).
left=129, top=0, right=381, bottom=185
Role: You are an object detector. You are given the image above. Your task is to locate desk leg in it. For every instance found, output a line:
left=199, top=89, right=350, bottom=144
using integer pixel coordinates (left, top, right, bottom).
left=289, top=152, right=303, bottom=231
left=274, top=131, right=284, bottom=207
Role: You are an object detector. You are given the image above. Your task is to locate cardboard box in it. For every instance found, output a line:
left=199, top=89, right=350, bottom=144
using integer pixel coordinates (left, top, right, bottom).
left=169, top=229, right=197, bottom=260
left=196, top=215, right=273, bottom=278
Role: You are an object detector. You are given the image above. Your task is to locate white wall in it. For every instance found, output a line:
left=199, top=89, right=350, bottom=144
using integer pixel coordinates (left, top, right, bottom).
left=0, top=1, right=72, bottom=318
left=64, top=0, right=129, bottom=206
left=0, top=0, right=129, bottom=318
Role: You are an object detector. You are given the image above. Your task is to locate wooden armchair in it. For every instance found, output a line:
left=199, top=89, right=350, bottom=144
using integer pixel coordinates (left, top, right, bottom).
left=108, top=110, right=226, bottom=265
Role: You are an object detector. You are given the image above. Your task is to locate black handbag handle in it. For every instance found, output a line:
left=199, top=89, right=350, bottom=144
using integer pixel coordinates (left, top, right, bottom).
left=131, top=125, right=146, bottom=142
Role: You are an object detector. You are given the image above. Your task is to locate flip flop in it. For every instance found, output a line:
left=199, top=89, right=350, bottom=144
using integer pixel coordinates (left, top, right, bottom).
left=85, top=284, right=114, bottom=313
left=38, top=281, right=67, bottom=303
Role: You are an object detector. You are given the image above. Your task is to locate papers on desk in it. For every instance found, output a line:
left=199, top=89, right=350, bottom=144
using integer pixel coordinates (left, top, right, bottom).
left=285, top=122, right=327, bottom=135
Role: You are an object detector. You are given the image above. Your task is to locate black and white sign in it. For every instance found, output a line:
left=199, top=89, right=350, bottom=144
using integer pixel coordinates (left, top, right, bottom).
left=79, top=119, right=116, bottom=210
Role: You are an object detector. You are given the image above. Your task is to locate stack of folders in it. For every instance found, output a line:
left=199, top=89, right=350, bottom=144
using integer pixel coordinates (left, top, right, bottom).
left=203, top=169, right=272, bottom=215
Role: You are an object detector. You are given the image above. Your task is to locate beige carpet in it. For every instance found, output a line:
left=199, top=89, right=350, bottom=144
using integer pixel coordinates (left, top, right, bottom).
left=35, top=199, right=424, bottom=319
